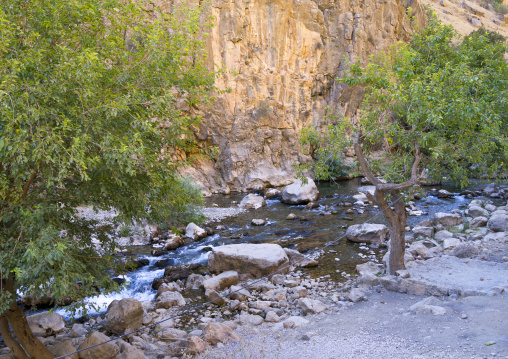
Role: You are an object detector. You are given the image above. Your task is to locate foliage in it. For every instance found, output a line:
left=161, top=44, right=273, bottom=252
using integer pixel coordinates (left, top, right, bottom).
left=0, top=0, right=215, bottom=317
left=160, top=176, right=206, bottom=227
left=297, top=121, right=353, bottom=180
left=465, top=27, right=506, bottom=45
left=305, top=11, right=508, bottom=187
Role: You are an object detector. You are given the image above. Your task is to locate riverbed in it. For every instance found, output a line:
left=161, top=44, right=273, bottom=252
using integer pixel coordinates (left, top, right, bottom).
left=55, top=178, right=481, bottom=318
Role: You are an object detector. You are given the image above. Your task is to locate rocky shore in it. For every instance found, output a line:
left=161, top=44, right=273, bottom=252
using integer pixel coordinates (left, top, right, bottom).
left=1, top=181, right=507, bottom=359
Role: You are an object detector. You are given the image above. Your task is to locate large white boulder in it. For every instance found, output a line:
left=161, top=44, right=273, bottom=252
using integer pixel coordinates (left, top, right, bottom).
left=185, top=223, right=207, bottom=240
left=239, top=194, right=266, bottom=209
left=281, top=178, right=319, bottom=204
left=27, top=312, right=66, bottom=337
left=208, top=243, right=289, bottom=279
left=346, top=224, right=389, bottom=245
left=104, top=298, right=143, bottom=335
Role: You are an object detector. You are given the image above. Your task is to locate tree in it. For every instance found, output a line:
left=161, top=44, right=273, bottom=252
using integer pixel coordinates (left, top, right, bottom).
left=301, top=11, right=508, bottom=274
left=0, top=0, right=215, bottom=357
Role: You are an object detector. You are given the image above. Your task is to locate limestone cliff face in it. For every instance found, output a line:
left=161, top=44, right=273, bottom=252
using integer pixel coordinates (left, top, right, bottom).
left=172, top=0, right=426, bottom=193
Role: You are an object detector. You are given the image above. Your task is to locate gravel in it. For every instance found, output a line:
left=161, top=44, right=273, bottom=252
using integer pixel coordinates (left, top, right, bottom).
left=202, top=207, right=246, bottom=222
left=198, top=290, right=508, bottom=359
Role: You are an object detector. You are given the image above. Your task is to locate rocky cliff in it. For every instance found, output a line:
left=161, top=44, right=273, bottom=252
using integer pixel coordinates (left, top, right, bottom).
left=160, top=0, right=427, bottom=193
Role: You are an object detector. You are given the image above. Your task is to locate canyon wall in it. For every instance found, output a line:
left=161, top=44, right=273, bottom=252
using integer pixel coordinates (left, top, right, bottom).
left=158, top=0, right=426, bottom=193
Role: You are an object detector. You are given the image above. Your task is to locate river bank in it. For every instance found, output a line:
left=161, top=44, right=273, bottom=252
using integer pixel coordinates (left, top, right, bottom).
left=1, top=180, right=507, bottom=359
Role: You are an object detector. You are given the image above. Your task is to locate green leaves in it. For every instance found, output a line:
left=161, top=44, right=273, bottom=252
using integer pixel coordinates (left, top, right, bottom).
left=300, top=10, right=507, bottom=187
left=0, top=0, right=214, bottom=315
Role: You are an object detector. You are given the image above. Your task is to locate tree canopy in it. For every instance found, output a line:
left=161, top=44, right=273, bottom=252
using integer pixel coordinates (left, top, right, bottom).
left=0, top=0, right=215, bottom=355
left=300, top=11, right=508, bottom=273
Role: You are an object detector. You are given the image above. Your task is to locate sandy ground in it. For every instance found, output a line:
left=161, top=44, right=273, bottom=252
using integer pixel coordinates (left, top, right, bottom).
left=200, top=290, right=508, bottom=359
left=421, top=0, right=508, bottom=40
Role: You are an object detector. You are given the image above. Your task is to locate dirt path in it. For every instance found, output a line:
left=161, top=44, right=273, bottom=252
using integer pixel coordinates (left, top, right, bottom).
left=200, top=290, right=508, bottom=359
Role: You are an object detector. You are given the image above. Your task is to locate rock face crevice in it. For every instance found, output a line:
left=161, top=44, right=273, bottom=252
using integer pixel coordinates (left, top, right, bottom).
left=164, top=0, right=426, bottom=192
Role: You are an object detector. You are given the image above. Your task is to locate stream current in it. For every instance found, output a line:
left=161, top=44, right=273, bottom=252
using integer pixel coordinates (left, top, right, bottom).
left=56, top=178, right=474, bottom=318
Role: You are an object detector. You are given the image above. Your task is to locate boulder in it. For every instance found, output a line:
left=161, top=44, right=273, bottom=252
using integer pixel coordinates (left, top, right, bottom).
left=157, top=328, right=188, bottom=342
left=185, top=274, right=205, bottom=290
left=487, top=213, right=508, bottom=232
left=27, top=312, right=66, bottom=338
left=202, top=323, right=241, bottom=345
left=205, top=289, right=226, bottom=306
left=155, top=291, right=186, bottom=309
left=348, top=288, right=367, bottom=302
left=283, top=248, right=318, bottom=267
left=412, top=226, right=435, bottom=238
left=239, top=194, right=266, bottom=209
left=408, top=242, right=433, bottom=259
left=228, top=285, right=252, bottom=301
left=157, top=282, right=182, bottom=297
left=297, top=298, right=327, bottom=315
left=185, top=336, right=208, bottom=356
left=70, top=323, right=87, bottom=338
left=283, top=316, right=309, bottom=329
left=165, top=236, right=184, bottom=251
left=470, top=216, right=488, bottom=228
left=468, top=206, right=489, bottom=218
left=451, top=243, right=479, bottom=258
left=238, top=314, right=264, bottom=326
left=286, top=213, right=298, bottom=220
left=410, top=297, right=446, bottom=316
left=356, top=261, right=381, bottom=276
left=443, top=237, right=461, bottom=249
left=185, top=223, right=207, bottom=240
left=265, top=311, right=280, bottom=323
left=434, top=230, right=453, bottom=241
left=153, top=263, right=205, bottom=289
left=346, top=224, right=389, bottom=245
left=48, top=340, right=79, bottom=359
left=116, top=349, right=147, bottom=359
left=264, top=188, right=281, bottom=199
left=437, top=189, right=453, bottom=198
left=203, top=271, right=239, bottom=292
left=434, top=212, right=463, bottom=227
left=78, top=331, right=119, bottom=359
left=104, top=298, right=143, bottom=336
left=251, top=219, right=266, bottom=226
left=353, top=193, right=368, bottom=202
left=281, top=178, right=319, bottom=204
left=208, top=243, right=289, bottom=279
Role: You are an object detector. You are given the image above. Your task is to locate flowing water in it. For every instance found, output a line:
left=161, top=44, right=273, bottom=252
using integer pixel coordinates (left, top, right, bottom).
left=55, top=178, right=478, bottom=318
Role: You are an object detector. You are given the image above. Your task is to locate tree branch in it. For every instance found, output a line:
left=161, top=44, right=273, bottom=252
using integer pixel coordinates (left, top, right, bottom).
left=21, top=165, right=39, bottom=201
left=353, top=131, right=381, bottom=186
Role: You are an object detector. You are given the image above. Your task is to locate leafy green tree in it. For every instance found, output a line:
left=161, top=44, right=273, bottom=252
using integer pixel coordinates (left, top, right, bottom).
left=0, top=0, right=215, bottom=357
left=302, top=12, right=508, bottom=274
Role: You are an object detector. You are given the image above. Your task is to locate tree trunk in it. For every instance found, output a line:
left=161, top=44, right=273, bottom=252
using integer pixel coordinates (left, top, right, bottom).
left=4, top=303, right=55, bottom=359
left=0, top=316, right=29, bottom=359
left=373, top=189, right=407, bottom=274
left=1, top=277, right=54, bottom=359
